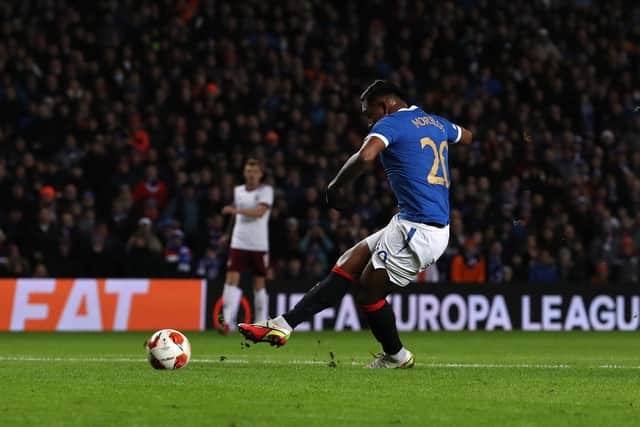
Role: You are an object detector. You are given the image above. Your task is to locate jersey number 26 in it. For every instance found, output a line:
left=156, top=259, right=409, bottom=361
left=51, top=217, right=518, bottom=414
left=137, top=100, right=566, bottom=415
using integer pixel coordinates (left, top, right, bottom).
left=420, top=137, right=449, bottom=188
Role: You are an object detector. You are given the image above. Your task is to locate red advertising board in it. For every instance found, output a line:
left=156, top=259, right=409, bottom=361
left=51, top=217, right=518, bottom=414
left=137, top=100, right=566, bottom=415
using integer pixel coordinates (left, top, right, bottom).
left=0, top=279, right=206, bottom=331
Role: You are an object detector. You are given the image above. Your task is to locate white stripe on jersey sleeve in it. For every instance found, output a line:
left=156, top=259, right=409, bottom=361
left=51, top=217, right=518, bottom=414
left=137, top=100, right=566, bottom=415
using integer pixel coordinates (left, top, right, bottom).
left=453, top=124, right=462, bottom=143
left=366, top=133, right=390, bottom=147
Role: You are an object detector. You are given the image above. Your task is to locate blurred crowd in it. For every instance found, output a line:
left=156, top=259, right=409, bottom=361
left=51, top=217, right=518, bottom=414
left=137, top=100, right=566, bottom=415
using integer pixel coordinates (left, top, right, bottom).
left=0, top=0, right=639, bottom=284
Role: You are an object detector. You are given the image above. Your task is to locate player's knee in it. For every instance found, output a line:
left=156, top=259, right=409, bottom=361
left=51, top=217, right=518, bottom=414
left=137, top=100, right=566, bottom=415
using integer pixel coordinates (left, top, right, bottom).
left=356, top=268, right=391, bottom=307
left=355, top=288, right=380, bottom=307
left=356, top=292, right=388, bottom=313
left=253, top=277, right=266, bottom=290
left=354, top=290, right=368, bottom=307
left=225, top=272, right=240, bottom=284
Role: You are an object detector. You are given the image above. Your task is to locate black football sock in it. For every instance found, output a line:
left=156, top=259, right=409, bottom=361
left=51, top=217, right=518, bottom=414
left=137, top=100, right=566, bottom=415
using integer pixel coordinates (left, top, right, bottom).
left=362, top=300, right=403, bottom=355
left=283, top=266, right=355, bottom=328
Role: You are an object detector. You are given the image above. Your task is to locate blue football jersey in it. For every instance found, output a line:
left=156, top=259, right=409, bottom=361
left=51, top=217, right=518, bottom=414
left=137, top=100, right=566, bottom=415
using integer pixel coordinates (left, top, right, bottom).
left=366, top=105, right=462, bottom=225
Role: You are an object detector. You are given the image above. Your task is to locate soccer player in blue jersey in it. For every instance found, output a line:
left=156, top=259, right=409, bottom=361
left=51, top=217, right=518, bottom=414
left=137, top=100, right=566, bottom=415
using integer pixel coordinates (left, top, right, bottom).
left=239, top=80, right=472, bottom=368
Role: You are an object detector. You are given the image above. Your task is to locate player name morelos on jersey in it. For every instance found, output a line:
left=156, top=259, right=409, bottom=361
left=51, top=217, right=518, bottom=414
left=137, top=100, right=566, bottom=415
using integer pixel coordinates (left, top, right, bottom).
left=366, top=105, right=462, bottom=226
left=230, top=184, right=274, bottom=252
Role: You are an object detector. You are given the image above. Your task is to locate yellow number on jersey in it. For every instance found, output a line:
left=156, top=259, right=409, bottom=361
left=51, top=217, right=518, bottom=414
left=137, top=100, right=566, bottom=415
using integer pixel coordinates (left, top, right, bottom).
left=420, top=137, right=449, bottom=188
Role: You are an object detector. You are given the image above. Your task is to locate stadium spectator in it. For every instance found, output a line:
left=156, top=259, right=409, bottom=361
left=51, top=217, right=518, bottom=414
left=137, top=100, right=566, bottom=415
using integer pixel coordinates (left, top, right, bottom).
left=196, top=246, right=223, bottom=281
left=451, top=239, right=486, bottom=283
left=195, top=214, right=228, bottom=258
left=126, top=218, right=163, bottom=254
left=591, top=260, right=611, bottom=286
left=83, top=232, right=117, bottom=277
left=282, top=257, right=304, bottom=281
left=164, top=229, right=192, bottom=276
left=299, top=224, right=334, bottom=275
left=164, top=182, right=200, bottom=237
left=49, top=238, right=82, bottom=278
left=416, top=265, right=440, bottom=283
left=557, top=247, right=578, bottom=283
left=528, top=249, right=559, bottom=283
left=331, top=219, right=358, bottom=261
left=30, top=208, right=58, bottom=261
left=487, top=242, right=505, bottom=283
left=124, top=232, right=165, bottom=278
left=502, top=266, right=515, bottom=284
left=109, top=197, right=136, bottom=244
left=32, top=262, right=49, bottom=278
left=133, top=165, right=168, bottom=220
left=39, top=186, right=57, bottom=215
left=617, top=235, right=639, bottom=284
left=0, top=229, right=9, bottom=275
left=6, top=245, right=30, bottom=277
left=271, top=217, right=303, bottom=269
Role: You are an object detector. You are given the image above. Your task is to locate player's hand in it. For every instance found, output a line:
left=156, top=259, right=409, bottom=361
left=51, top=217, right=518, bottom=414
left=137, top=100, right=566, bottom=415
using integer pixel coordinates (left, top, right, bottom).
left=326, top=185, right=349, bottom=210
left=221, top=205, right=236, bottom=215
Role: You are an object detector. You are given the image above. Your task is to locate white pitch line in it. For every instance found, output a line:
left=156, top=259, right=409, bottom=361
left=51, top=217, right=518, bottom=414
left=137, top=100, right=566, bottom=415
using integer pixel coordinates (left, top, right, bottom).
left=2, top=355, right=640, bottom=369
left=0, top=356, right=334, bottom=365
left=422, top=363, right=571, bottom=369
left=0, top=356, right=144, bottom=363
left=598, top=364, right=640, bottom=370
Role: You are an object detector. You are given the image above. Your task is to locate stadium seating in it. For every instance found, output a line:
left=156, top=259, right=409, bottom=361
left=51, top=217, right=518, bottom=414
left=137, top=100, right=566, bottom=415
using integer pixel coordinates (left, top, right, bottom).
left=0, top=0, right=638, bottom=284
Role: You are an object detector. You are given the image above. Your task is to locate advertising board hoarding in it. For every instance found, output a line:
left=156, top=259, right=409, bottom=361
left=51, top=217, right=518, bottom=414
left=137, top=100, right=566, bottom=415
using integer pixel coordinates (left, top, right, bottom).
left=0, top=279, right=206, bottom=331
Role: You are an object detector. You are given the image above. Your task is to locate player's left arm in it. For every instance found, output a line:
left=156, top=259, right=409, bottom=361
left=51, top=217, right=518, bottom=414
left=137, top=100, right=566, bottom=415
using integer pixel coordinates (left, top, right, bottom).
left=327, top=135, right=385, bottom=196
left=234, top=185, right=273, bottom=217
left=442, top=117, right=473, bottom=145
left=458, top=127, right=473, bottom=145
left=233, top=204, right=269, bottom=217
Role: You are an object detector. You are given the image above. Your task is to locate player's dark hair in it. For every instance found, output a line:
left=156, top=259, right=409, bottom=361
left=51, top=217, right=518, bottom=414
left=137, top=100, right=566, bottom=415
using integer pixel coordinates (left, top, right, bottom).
left=359, top=80, right=406, bottom=105
left=245, top=158, right=263, bottom=170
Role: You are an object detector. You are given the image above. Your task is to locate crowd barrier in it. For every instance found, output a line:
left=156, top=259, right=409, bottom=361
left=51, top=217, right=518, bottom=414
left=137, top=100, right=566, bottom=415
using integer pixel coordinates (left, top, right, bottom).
left=2, top=279, right=638, bottom=331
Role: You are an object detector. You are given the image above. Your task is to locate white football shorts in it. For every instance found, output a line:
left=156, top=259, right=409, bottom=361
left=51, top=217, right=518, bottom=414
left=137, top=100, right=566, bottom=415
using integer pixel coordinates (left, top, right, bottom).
left=365, top=214, right=450, bottom=286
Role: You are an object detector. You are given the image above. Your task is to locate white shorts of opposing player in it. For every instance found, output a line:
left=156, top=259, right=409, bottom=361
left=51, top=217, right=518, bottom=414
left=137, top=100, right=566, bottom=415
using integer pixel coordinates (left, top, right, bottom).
left=366, top=214, right=449, bottom=286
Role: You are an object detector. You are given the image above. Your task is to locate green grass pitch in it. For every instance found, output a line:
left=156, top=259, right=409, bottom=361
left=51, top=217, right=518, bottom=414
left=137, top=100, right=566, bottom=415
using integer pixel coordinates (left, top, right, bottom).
left=2, top=331, right=640, bottom=426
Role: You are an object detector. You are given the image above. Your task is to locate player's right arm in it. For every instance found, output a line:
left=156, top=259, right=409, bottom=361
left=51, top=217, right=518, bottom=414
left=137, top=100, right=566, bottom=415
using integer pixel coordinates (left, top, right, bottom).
left=328, top=135, right=386, bottom=188
left=326, top=116, right=396, bottom=210
left=326, top=136, right=385, bottom=209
